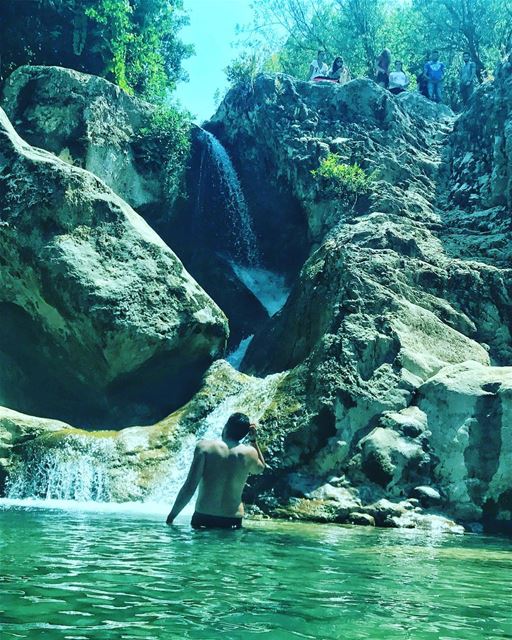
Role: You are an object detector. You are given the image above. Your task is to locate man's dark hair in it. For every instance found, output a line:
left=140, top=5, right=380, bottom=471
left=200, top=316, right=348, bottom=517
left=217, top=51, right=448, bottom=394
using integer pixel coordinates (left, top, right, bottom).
left=432, top=50, right=440, bottom=55
left=224, top=413, right=251, bottom=441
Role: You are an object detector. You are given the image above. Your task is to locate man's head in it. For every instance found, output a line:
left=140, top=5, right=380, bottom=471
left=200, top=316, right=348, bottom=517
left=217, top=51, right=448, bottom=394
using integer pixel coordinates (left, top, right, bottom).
left=223, top=413, right=251, bottom=442
left=395, top=60, right=403, bottom=71
left=463, top=52, right=470, bottom=62
left=317, top=50, right=326, bottom=63
left=432, top=50, right=440, bottom=62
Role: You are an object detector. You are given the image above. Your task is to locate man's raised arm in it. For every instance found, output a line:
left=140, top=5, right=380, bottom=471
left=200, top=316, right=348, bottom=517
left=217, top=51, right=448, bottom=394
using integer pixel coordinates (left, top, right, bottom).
left=248, top=424, right=266, bottom=474
left=166, top=444, right=205, bottom=524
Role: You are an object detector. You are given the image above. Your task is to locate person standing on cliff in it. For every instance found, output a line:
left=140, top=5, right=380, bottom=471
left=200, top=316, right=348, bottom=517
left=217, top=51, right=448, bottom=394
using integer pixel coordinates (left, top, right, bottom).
left=459, top=52, right=476, bottom=106
left=166, top=413, right=266, bottom=529
left=424, top=50, right=446, bottom=103
left=375, top=48, right=392, bottom=88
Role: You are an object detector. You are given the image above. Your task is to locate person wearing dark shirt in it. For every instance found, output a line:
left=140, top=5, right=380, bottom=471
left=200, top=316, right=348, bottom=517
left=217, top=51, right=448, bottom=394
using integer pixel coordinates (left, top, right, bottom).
left=459, top=52, right=476, bottom=106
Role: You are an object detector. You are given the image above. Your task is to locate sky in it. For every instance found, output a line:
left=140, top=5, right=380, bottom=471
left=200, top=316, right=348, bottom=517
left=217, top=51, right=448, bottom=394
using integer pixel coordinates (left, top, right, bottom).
left=174, top=0, right=256, bottom=123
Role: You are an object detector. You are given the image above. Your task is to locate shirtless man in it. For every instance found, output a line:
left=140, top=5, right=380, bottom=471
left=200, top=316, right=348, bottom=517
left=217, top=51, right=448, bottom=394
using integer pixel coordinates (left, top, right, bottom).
left=166, top=413, right=266, bottom=529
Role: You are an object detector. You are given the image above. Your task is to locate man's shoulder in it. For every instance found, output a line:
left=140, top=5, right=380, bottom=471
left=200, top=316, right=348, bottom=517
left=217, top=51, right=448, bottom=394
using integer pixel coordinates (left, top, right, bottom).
left=196, top=438, right=223, bottom=452
left=232, top=443, right=259, bottom=459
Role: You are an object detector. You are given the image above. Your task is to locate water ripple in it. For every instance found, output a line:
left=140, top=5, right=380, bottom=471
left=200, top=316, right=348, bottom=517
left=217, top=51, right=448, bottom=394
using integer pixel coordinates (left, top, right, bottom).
left=0, top=506, right=510, bottom=640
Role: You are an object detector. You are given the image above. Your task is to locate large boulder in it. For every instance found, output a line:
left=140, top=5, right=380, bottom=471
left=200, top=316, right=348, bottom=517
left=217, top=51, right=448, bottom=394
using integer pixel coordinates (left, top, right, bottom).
left=1, top=65, right=170, bottom=223
left=418, top=361, right=512, bottom=529
left=208, top=73, right=512, bottom=530
left=0, top=106, right=228, bottom=427
left=1, top=66, right=272, bottom=346
left=209, top=75, right=451, bottom=250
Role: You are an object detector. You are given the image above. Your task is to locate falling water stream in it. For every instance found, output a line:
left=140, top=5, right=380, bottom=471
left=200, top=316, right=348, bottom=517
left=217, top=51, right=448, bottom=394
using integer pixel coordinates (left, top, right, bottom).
left=3, top=372, right=285, bottom=511
left=195, top=129, right=260, bottom=266
left=194, top=128, right=291, bottom=364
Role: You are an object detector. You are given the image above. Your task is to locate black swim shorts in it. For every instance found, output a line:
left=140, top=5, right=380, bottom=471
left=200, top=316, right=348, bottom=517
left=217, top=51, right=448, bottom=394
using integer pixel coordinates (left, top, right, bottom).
left=191, top=512, right=242, bottom=530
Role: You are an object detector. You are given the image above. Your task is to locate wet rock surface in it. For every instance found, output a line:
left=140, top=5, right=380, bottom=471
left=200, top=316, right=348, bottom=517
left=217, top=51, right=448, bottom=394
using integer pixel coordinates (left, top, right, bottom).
left=0, top=106, right=227, bottom=427
left=210, top=73, right=512, bottom=532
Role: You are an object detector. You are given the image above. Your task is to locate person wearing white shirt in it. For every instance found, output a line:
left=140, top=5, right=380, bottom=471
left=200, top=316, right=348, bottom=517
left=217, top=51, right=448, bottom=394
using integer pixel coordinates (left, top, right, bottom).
left=388, top=61, right=410, bottom=95
left=309, top=50, right=329, bottom=80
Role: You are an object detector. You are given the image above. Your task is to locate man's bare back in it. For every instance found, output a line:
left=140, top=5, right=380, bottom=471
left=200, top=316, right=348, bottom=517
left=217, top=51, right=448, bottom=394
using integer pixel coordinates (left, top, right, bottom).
left=166, top=413, right=265, bottom=528
left=195, top=439, right=263, bottom=517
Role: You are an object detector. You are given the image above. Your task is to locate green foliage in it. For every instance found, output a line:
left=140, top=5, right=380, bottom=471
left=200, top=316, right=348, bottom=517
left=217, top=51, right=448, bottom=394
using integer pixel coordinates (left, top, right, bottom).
left=225, top=50, right=282, bottom=89
left=311, top=154, right=371, bottom=199
left=238, top=0, right=512, bottom=106
left=135, top=105, right=191, bottom=201
left=225, top=53, right=261, bottom=87
left=0, top=0, right=193, bottom=103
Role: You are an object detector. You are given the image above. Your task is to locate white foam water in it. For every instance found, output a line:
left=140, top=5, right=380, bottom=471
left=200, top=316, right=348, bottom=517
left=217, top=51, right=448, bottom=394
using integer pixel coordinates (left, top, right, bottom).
left=231, top=262, right=290, bottom=316
left=226, top=334, right=254, bottom=369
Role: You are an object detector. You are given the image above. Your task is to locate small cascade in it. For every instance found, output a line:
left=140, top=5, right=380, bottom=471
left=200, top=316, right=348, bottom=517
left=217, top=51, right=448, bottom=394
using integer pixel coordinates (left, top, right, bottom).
left=195, top=129, right=260, bottom=266
left=230, top=262, right=290, bottom=316
left=148, top=372, right=285, bottom=506
left=4, top=371, right=285, bottom=508
left=227, top=335, right=254, bottom=369
left=6, top=436, right=141, bottom=502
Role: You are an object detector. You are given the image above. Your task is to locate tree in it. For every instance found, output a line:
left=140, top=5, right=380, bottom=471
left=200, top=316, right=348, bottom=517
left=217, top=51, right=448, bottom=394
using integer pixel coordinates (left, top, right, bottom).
left=241, top=0, right=408, bottom=81
left=0, top=0, right=193, bottom=102
left=238, top=0, right=511, bottom=90
left=412, top=0, right=512, bottom=82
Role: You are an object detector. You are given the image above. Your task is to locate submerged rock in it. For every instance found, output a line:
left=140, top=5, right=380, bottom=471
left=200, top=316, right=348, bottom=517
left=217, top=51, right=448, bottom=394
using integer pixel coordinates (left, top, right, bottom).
left=0, top=107, right=227, bottom=427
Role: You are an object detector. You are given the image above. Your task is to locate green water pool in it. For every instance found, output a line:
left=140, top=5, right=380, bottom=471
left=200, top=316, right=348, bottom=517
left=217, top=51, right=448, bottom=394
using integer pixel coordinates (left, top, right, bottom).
left=0, top=503, right=511, bottom=640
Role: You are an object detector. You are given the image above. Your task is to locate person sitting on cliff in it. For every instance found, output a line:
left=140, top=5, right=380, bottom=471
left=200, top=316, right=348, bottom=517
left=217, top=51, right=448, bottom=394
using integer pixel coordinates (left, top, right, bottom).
left=329, top=56, right=351, bottom=84
left=166, top=413, right=266, bottom=529
left=309, top=50, right=329, bottom=81
left=388, top=60, right=409, bottom=95
left=375, top=48, right=391, bottom=88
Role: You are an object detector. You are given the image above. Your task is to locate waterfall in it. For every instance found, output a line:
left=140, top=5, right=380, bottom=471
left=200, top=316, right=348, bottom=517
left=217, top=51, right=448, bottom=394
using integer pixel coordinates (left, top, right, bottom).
left=227, top=335, right=254, bottom=369
left=6, top=436, right=142, bottom=503
left=195, top=129, right=260, bottom=266
left=148, top=372, right=284, bottom=506
left=4, top=371, right=285, bottom=508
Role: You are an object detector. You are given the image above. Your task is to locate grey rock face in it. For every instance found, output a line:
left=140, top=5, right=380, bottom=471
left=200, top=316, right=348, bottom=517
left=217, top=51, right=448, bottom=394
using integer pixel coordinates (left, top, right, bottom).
left=444, top=60, right=512, bottom=266
left=0, top=107, right=228, bottom=426
left=418, top=361, right=512, bottom=525
left=1, top=66, right=166, bottom=220
left=210, top=73, right=512, bottom=530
